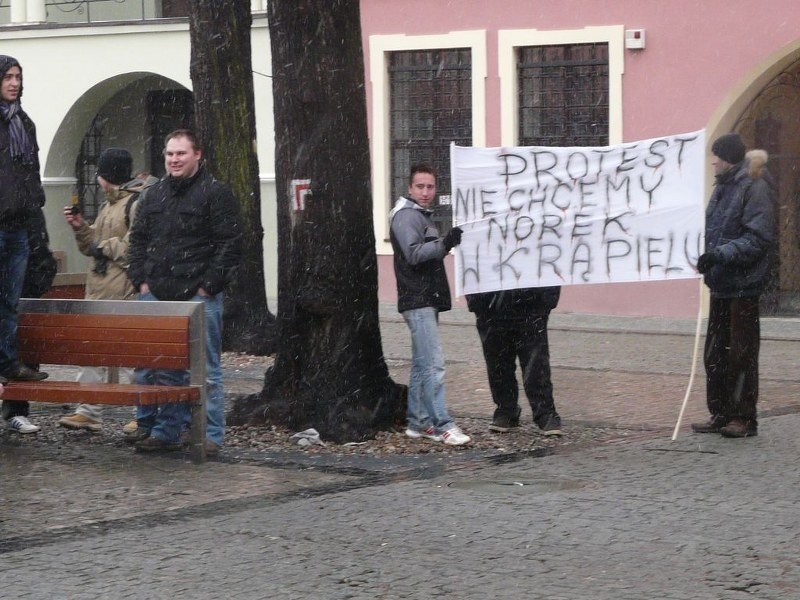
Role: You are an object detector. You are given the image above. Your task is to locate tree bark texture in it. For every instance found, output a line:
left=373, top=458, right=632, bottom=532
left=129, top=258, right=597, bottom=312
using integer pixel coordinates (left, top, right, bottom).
left=189, top=0, right=276, bottom=355
left=232, top=0, right=404, bottom=442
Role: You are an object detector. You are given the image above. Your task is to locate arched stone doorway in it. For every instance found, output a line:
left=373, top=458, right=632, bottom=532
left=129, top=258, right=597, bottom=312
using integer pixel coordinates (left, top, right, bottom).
left=44, top=73, right=193, bottom=272
left=733, top=56, right=800, bottom=316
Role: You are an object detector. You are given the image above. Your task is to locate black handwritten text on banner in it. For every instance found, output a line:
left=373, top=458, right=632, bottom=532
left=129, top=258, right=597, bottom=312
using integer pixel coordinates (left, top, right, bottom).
left=451, top=131, right=706, bottom=296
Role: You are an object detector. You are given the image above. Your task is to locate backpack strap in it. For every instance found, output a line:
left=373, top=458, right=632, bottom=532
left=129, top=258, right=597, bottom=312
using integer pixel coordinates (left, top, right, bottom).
left=124, top=191, right=139, bottom=229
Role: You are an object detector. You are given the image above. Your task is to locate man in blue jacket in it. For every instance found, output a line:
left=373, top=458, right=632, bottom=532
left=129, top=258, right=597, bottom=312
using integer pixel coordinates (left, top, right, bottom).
left=693, top=133, right=775, bottom=438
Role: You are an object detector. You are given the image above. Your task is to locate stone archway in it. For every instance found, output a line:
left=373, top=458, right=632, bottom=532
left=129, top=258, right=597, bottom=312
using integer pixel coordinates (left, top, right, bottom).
left=734, top=57, right=800, bottom=316
left=43, top=73, right=192, bottom=272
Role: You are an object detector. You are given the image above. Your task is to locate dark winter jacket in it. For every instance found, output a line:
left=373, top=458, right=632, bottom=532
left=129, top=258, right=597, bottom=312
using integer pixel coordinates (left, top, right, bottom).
left=389, top=196, right=452, bottom=313
left=466, top=286, right=561, bottom=319
left=127, top=165, right=242, bottom=301
left=703, top=154, right=775, bottom=298
left=0, top=58, right=44, bottom=232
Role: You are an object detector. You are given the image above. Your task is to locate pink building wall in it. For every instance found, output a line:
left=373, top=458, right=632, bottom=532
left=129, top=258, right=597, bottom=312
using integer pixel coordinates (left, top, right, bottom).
left=363, top=0, right=800, bottom=317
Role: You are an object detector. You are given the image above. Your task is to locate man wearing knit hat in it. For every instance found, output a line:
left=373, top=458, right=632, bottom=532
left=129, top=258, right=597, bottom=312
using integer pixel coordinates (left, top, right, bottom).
left=692, top=132, right=775, bottom=438
left=58, top=147, right=148, bottom=433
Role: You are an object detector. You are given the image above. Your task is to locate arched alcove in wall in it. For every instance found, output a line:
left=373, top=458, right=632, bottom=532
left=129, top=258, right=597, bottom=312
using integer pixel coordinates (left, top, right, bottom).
left=42, top=72, right=193, bottom=270
left=707, top=44, right=800, bottom=316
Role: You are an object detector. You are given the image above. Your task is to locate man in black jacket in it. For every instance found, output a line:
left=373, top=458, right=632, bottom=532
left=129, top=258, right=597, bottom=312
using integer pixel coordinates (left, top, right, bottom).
left=0, top=55, right=48, bottom=435
left=467, top=287, right=563, bottom=435
left=127, top=129, right=242, bottom=454
left=693, top=133, right=775, bottom=438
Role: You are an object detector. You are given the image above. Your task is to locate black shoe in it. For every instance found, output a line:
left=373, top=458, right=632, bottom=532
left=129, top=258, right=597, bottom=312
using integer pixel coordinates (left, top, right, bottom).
left=125, top=427, right=152, bottom=444
left=691, top=418, right=727, bottom=434
left=2, top=363, right=48, bottom=381
left=135, top=436, right=182, bottom=452
left=489, top=406, right=521, bottom=432
left=539, top=415, right=563, bottom=437
left=0, top=375, right=7, bottom=384
left=489, top=414, right=520, bottom=432
left=719, top=419, right=758, bottom=438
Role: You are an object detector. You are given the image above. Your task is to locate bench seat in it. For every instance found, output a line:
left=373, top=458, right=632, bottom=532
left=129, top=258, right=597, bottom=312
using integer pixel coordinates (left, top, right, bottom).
left=1, top=381, right=200, bottom=405
left=3, top=298, right=208, bottom=463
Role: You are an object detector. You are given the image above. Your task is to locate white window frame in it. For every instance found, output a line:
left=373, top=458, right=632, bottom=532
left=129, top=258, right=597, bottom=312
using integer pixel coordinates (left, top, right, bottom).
left=369, top=30, right=487, bottom=253
left=498, top=26, right=624, bottom=147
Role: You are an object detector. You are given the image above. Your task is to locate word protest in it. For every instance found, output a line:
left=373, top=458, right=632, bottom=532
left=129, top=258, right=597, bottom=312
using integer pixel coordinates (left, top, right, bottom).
left=451, top=131, right=706, bottom=296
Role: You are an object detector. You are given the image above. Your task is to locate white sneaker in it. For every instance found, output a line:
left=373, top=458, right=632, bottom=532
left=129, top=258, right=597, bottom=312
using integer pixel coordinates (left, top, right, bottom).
left=441, top=426, right=471, bottom=446
left=405, top=426, right=442, bottom=442
left=7, top=416, right=41, bottom=434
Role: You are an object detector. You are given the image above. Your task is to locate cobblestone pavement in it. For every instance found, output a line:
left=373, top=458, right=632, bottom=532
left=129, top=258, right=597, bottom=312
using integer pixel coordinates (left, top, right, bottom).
left=2, top=304, right=800, bottom=599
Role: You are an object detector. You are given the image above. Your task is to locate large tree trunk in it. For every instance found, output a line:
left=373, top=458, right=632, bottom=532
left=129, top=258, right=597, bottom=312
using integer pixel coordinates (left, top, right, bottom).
left=232, top=0, right=404, bottom=442
left=189, top=0, right=276, bottom=355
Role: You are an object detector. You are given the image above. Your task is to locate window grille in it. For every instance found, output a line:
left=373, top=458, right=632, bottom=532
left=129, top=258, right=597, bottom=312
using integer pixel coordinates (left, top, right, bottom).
left=388, top=48, right=472, bottom=230
left=518, top=43, right=609, bottom=147
left=75, top=114, right=104, bottom=223
left=146, top=89, right=194, bottom=178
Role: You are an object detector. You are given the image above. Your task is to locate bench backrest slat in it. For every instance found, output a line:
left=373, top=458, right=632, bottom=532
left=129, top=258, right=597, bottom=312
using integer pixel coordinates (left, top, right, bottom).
left=18, top=312, right=192, bottom=370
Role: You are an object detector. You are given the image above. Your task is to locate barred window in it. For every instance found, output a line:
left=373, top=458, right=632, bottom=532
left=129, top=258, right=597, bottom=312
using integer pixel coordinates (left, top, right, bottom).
left=389, top=48, right=472, bottom=229
left=518, top=43, right=609, bottom=147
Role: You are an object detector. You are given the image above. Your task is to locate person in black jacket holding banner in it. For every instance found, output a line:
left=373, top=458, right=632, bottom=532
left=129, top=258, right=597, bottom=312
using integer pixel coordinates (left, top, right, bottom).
left=467, top=286, right=564, bottom=435
left=693, top=133, right=775, bottom=438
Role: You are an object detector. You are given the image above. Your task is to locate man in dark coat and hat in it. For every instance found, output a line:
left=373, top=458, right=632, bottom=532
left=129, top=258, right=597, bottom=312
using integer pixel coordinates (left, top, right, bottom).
left=693, top=133, right=775, bottom=439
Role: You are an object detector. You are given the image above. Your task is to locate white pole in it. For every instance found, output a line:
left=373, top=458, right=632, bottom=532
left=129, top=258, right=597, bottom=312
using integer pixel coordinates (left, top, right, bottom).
left=672, top=283, right=705, bottom=440
left=10, top=0, right=26, bottom=24
left=26, top=0, right=46, bottom=23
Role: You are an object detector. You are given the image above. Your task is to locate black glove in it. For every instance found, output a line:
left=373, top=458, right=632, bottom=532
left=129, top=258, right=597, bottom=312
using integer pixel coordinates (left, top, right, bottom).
left=93, top=256, right=109, bottom=277
left=88, top=242, right=108, bottom=276
left=696, top=251, right=721, bottom=274
left=89, top=241, right=105, bottom=260
left=443, top=227, right=463, bottom=251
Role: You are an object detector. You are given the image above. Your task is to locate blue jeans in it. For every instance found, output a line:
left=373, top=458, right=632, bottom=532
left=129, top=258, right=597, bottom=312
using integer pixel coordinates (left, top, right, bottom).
left=0, top=229, right=29, bottom=373
left=135, top=291, right=225, bottom=444
left=402, top=307, right=453, bottom=433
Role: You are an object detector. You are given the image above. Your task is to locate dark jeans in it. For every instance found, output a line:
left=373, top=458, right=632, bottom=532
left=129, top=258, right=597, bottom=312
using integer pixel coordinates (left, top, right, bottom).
left=1, top=362, right=41, bottom=420
left=476, top=312, right=558, bottom=427
left=704, top=296, right=760, bottom=425
left=1, top=399, right=29, bottom=419
left=0, top=229, right=31, bottom=421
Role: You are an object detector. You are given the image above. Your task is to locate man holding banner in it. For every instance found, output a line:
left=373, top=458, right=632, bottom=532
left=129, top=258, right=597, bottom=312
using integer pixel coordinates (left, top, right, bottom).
left=693, top=133, right=775, bottom=439
left=450, top=131, right=709, bottom=440
left=389, top=163, right=471, bottom=446
left=466, top=286, right=563, bottom=435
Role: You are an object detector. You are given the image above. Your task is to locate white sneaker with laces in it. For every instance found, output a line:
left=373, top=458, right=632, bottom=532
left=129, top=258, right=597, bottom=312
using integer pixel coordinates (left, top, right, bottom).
left=405, top=426, right=442, bottom=442
left=7, top=415, right=41, bottom=434
left=441, top=426, right=471, bottom=446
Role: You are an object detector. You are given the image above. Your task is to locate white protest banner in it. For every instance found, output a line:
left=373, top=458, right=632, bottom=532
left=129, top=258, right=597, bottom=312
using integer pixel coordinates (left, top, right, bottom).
left=452, top=130, right=706, bottom=296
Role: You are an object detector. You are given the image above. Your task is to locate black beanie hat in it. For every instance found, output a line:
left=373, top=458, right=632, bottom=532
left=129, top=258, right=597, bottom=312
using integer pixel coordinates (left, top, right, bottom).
left=97, top=148, right=132, bottom=185
left=0, top=55, right=22, bottom=99
left=711, top=133, right=746, bottom=165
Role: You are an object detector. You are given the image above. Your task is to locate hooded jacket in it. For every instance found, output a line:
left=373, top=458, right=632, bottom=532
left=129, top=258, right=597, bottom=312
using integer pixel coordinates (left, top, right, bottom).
left=389, top=196, right=452, bottom=313
left=0, top=55, right=45, bottom=232
left=127, top=164, right=242, bottom=301
left=703, top=151, right=775, bottom=298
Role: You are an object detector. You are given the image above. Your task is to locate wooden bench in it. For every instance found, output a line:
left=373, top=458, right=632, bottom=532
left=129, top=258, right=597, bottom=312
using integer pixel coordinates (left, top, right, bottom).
left=2, top=298, right=208, bottom=463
